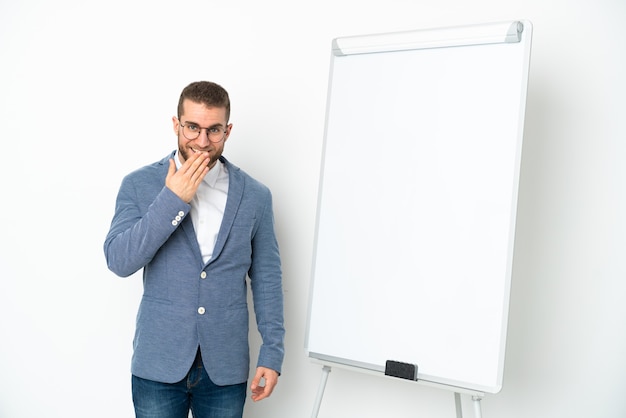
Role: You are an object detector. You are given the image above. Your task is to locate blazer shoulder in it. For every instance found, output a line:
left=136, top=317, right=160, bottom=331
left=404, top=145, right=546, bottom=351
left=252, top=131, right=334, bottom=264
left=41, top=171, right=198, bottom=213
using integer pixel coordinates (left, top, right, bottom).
left=221, top=156, right=271, bottom=195
left=123, top=152, right=174, bottom=182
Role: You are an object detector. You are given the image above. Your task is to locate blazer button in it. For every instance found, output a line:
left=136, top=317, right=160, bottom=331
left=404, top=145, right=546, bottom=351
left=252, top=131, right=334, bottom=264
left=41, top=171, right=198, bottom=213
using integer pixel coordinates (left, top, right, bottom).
left=198, top=307, right=206, bottom=315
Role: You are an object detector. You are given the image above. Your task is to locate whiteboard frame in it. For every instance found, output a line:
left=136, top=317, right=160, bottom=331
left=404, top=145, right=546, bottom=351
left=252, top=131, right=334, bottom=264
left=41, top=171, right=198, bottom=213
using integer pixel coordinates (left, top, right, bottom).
left=305, top=20, right=533, bottom=395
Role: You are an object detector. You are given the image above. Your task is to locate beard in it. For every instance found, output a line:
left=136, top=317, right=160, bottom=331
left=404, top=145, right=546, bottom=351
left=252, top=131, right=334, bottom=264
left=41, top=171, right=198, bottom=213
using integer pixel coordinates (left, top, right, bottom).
left=178, top=143, right=222, bottom=170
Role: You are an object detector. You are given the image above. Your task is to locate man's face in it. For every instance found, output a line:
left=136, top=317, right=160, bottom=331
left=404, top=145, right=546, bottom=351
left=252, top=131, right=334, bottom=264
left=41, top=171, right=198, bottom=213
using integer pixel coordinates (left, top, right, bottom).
left=172, top=99, right=231, bottom=170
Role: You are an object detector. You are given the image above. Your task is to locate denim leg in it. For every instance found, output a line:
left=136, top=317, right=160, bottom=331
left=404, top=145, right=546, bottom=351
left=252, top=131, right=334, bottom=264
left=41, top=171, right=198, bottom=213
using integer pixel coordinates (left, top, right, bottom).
left=131, top=349, right=246, bottom=418
left=132, top=375, right=190, bottom=418
left=188, top=356, right=246, bottom=418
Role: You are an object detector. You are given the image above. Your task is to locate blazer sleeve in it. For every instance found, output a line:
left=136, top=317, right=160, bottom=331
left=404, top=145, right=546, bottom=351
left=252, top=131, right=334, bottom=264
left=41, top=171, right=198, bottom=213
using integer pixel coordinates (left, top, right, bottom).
left=248, top=190, right=285, bottom=374
left=104, top=171, right=191, bottom=278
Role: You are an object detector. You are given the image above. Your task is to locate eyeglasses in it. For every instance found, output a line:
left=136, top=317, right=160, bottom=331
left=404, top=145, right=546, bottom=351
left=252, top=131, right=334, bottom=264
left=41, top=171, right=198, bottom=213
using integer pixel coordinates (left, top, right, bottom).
left=179, top=121, right=228, bottom=143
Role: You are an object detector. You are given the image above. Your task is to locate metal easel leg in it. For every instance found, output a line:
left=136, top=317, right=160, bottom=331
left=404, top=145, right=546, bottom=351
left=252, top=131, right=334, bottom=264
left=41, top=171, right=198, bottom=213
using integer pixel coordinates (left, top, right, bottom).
left=454, top=392, right=463, bottom=418
left=311, top=365, right=332, bottom=418
left=472, top=395, right=483, bottom=418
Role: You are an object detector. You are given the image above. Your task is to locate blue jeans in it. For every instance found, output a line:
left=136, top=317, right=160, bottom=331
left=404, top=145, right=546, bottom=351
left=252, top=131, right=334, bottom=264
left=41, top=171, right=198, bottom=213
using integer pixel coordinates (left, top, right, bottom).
left=132, top=349, right=246, bottom=418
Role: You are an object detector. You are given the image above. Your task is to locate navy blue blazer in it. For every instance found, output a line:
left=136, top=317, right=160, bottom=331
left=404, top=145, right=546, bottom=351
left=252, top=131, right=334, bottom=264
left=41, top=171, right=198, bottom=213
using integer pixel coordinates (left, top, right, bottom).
left=104, top=152, right=284, bottom=385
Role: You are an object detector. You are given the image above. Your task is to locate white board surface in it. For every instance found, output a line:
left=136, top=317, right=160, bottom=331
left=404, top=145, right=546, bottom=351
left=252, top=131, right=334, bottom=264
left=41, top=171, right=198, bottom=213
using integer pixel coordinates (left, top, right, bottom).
left=306, top=21, right=532, bottom=394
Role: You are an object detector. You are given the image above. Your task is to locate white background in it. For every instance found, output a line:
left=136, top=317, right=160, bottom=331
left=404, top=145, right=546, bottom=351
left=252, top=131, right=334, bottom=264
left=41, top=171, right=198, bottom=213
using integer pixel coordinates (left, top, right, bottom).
left=0, top=1, right=624, bottom=417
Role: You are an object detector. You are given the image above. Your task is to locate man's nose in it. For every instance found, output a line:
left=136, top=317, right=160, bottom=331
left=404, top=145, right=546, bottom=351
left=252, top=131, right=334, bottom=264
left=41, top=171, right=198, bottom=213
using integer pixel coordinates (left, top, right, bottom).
left=195, top=129, right=211, bottom=146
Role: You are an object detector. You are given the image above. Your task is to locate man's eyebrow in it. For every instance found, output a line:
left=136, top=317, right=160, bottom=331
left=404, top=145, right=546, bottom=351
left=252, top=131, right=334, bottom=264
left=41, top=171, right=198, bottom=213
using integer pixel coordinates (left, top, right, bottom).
left=182, top=120, right=225, bottom=129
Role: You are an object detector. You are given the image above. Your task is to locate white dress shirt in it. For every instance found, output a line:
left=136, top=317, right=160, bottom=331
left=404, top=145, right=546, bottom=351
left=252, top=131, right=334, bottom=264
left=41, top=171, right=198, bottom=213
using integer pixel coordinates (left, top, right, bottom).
left=175, top=152, right=229, bottom=264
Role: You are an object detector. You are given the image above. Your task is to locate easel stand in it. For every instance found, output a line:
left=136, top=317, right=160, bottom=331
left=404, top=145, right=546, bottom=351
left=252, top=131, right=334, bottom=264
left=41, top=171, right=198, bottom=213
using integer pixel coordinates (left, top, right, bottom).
left=311, top=362, right=485, bottom=418
left=311, top=365, right=332, bottom=418
left=455, top=393, right=485, bottom=418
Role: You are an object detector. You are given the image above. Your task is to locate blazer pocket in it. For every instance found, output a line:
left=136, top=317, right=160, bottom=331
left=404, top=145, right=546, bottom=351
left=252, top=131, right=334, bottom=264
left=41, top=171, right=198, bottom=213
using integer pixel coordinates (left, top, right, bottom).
left=140, top=294, right=172, bottom=305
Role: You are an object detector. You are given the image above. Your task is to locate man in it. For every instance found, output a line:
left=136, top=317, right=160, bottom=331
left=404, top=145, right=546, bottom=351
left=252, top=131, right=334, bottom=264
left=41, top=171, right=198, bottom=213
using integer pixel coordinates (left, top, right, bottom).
left=104, top=81, right=285, bottom=418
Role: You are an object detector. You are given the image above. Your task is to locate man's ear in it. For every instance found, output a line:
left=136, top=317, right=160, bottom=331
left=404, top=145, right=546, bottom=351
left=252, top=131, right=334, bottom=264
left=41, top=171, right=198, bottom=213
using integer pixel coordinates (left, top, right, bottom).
left=224, top=123, right=233, bottom=141
left=172, top=116, right=180, bottom=135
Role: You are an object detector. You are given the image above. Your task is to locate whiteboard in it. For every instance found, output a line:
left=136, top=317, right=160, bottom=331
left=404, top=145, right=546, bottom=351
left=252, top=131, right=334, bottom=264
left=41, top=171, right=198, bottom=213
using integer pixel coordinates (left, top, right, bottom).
left=305, top=21, right=532, bottom=394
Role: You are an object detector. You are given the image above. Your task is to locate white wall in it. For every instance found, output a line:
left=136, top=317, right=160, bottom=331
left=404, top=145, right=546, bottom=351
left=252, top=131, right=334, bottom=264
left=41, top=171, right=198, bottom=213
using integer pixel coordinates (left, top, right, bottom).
left=0, top=1, right=624, bottom=417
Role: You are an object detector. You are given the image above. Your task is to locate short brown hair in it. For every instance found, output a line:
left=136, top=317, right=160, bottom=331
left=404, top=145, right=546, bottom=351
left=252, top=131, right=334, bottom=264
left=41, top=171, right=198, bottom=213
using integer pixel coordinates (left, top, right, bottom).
left=177, top=81, right=230, bottom=121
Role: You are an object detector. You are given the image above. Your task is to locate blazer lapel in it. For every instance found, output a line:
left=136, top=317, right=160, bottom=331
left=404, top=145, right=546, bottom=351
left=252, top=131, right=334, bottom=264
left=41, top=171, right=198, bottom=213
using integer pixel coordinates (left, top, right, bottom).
left=207, top=158, right=244, bottom=266
left=181, top=216, right=204, bottom=264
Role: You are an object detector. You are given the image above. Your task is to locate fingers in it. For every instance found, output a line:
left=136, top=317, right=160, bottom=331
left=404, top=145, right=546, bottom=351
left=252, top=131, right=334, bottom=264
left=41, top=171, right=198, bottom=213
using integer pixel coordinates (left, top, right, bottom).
left=174, top=152, right=208, bottom=185
left=250, top=367, right=279, bottom=402
left=167, top=158, right=176, bottom=177
left=165, top=152, right=210, bottom=202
